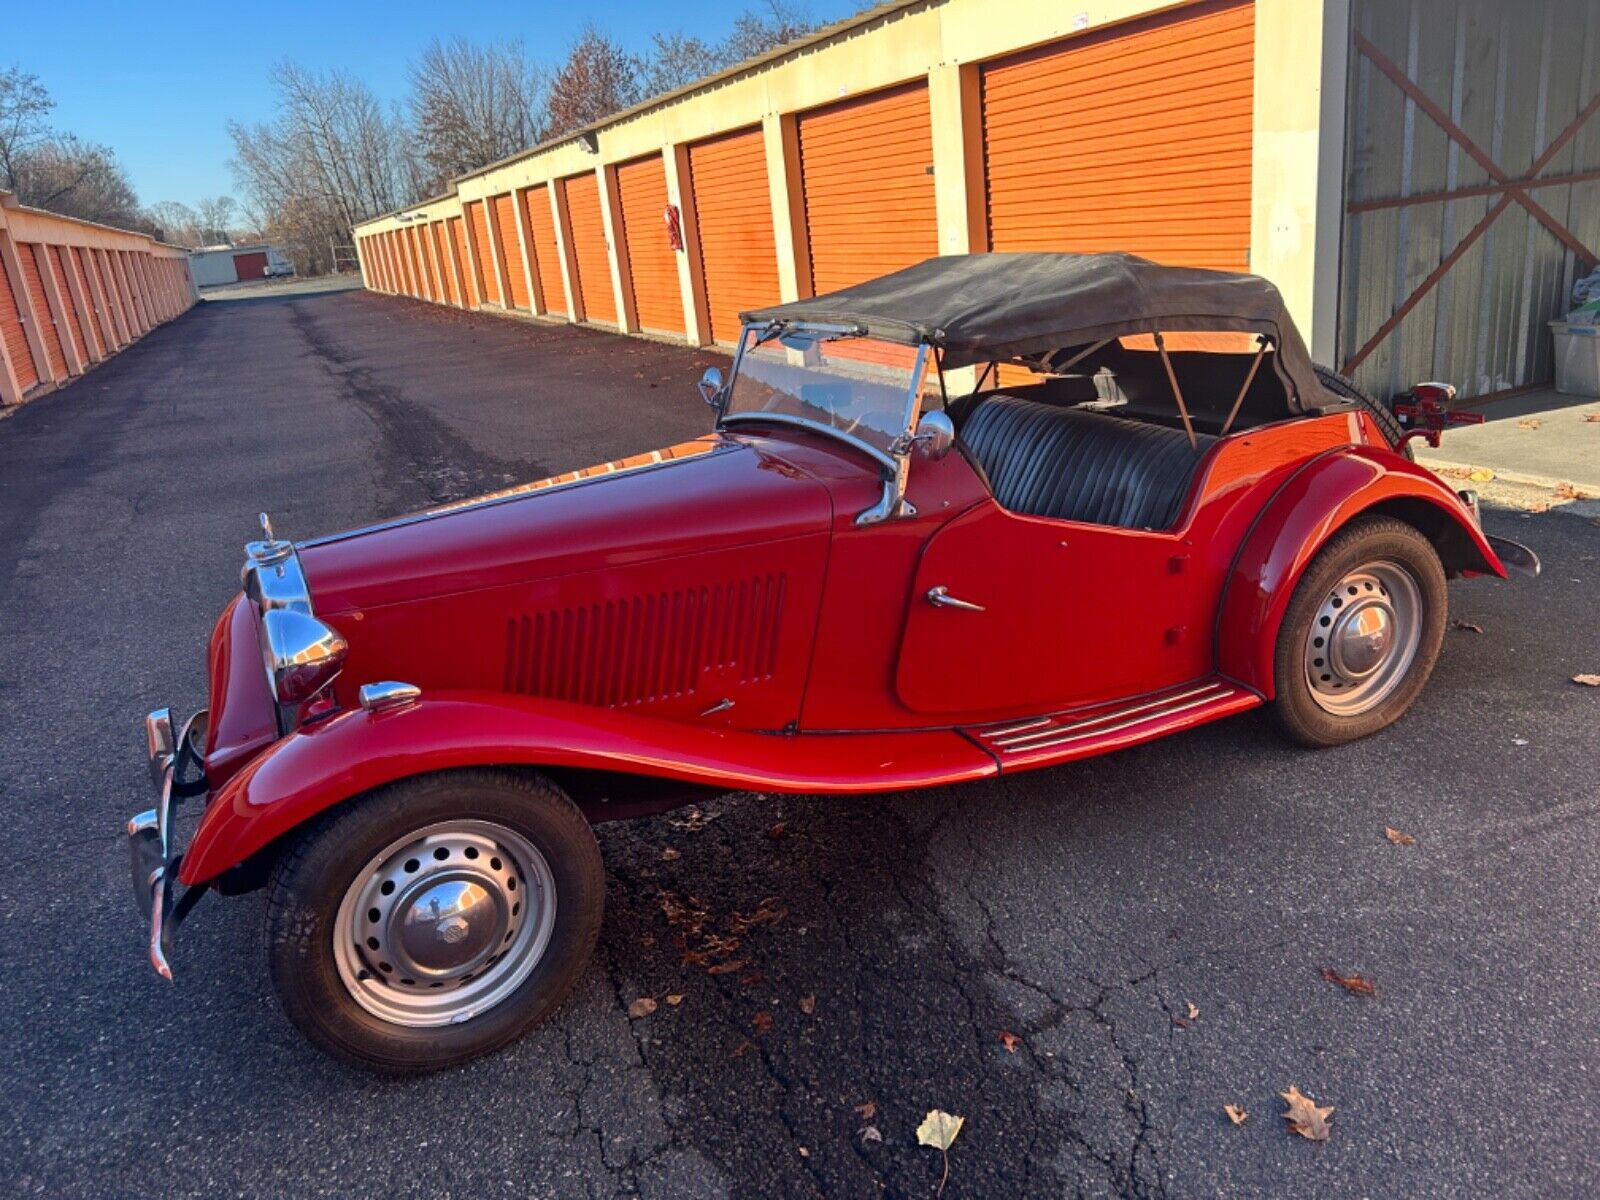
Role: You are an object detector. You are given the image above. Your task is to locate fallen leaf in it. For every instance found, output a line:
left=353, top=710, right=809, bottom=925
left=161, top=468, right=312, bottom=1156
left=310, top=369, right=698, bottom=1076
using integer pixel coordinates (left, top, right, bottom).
left=628, top=997, right=658, bottom=1019
left=665, top=994, right=684, bottom=1006
left=1384, top=826, right=1417, bottom=846
left=751, top=1010, right=774, bottom=1034
left=855, top=1101, right=877, bottom=1121
left=729, top=896, right=787, bottom=934
left=769, top=822, right=788, bottom=840
left=640, top=935, right=655, bottom=948
left=797, top=1146, right=809, bottom=1158
left=668, top=805, right=717, bottom=832
left=1584, top=413, right=1600, bottom=423
left=1555, top=481, right=1580, bottom=499
left=732, top=1039, right=753, bottom=1058
left=1173, top=1017, right=1190, bottom=1029
left=661, top=847, right=680, bottom=861
left=1320, top=967, right=1377, bottom=996
left=916, top=1110, right=965, bottom=1196
left=799, top=994, right=816, bottom=1015
left=1468, top=467, right=1495, bottom=482
left=1187, top=1002, right=1200, bottom=1021
left=860, top=1125, right=883, bottom=1144
left=1451, top=618, right=1484, bottom=633
left=1573, top=674, right=1600, bottom=687
left=999, top=1030, right=1022, bottom=1053
left=1224, top=1104, right=1249, bottom=1126
left=1518, top=417, right=1543, bottom=429
left=738, top=972, right=763, bottom=987
left=1280, top=1085, right=1334, bottom=1141
left=706, top=959, right=747, bottom=976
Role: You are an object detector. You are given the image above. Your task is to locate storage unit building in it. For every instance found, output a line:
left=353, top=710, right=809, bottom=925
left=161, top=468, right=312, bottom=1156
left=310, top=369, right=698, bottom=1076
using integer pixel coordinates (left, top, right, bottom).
left=353, top=0, right=1599, bottom=406
left=0, top=190, right=196, bottom=408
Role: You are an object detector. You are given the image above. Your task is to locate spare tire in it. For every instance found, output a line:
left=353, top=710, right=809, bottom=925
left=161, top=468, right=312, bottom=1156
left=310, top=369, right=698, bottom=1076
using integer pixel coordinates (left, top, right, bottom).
left=1313, top=365, right=1412, bottom=459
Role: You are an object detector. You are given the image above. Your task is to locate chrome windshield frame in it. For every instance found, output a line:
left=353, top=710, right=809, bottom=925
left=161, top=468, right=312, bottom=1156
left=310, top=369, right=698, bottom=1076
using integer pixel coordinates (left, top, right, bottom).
left=716, top=321, right=931, bottom=476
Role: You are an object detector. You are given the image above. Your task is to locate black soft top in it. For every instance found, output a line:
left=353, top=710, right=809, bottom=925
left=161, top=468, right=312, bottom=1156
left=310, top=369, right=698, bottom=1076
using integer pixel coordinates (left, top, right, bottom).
left=742, top=252, right=1327, bottom=414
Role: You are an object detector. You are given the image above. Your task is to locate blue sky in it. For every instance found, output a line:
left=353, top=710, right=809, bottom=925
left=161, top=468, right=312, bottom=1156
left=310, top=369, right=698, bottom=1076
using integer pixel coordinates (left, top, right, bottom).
left=9, top=1, right=852, bottom=209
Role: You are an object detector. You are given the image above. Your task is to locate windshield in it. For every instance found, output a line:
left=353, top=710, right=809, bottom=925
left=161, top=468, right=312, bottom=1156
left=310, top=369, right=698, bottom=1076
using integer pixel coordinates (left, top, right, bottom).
left=719, top=326, right=928, bottom=464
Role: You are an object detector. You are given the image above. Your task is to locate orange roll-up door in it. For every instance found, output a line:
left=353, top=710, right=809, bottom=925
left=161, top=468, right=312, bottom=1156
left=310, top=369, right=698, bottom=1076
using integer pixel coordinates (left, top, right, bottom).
left=450, top=217, right=477, bottom=307
left=71, top=247, right=109, bottom=347
left=49, top=246, right=88, bottom=363
left=687, top=127, right=781, bottom=346
left=564, top=172, right=615, bottom=325
left=414, top=226, right=438, bottom=300
left=0, top=252, right=40, bottom=391
left=799, top=82, right=938, bottom=294
left=616, top=154, right=683, bottom=336
left=17, top=244, right=67, bottom=379
left=492, top=194, right=529, bottom=309
left=467, top=201, right=501, bottom=305
left=431, top=223, right=457, bottom=305
left=981, top=0, right=1254, bottom=270
left=523, top=184, right=565, bottom=315
left=395, top=231, right=415, bottom=295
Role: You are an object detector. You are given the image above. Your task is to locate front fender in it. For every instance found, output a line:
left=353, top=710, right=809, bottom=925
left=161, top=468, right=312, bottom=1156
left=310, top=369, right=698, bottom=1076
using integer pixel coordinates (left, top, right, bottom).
left=178, top=692, right=995, bottom=884
left=1217, top=448, right=1505, bottom=697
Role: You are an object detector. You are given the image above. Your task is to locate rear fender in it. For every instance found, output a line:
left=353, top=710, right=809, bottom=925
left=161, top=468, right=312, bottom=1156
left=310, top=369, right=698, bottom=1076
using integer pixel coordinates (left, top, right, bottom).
left=1217, top=447, right=1505, bottom=697
left=178, top=692, right=995, bottom=884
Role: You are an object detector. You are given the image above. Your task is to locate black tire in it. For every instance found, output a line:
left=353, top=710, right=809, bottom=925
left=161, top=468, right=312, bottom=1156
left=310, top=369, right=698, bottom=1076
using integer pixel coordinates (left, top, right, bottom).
left=264, top=768, right=604, bottom=1074
left=1271, top=515, right=1446, bottom=748
left=1313, top=364, right=1413, bottom=459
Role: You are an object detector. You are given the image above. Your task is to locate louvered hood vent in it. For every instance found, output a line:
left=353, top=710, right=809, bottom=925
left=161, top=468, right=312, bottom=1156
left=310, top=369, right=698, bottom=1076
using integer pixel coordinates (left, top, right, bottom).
left=505, top=574, right=786, bottom=708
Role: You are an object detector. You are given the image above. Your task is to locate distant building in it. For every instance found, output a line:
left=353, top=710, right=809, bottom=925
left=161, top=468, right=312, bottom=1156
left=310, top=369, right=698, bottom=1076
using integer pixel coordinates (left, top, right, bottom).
left=189, top=243, right=293, bottom=287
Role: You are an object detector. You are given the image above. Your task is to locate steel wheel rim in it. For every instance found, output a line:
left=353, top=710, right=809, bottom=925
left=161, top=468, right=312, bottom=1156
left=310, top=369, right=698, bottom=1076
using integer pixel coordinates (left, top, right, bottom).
left=1303, top=560, right=1423, bottom=717
left=333, top=820, right=556, bottom=1028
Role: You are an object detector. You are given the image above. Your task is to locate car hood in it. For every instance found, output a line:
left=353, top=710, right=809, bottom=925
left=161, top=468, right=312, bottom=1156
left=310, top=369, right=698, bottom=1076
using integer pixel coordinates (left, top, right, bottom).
left=297, top=434, right=835, bottom=613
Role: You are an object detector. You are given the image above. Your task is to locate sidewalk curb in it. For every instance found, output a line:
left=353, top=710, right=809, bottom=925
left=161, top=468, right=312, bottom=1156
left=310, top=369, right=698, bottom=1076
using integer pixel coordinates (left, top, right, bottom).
left=1416, top=456, right=1600, bottom=499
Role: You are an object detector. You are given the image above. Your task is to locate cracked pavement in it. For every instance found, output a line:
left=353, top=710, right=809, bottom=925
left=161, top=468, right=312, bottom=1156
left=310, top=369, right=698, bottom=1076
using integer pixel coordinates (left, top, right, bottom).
left=2, top=289, right=1597, bottom=1198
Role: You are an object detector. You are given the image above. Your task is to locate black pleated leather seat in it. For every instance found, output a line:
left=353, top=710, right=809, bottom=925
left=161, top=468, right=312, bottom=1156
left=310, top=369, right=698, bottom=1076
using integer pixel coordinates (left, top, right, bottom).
left=959, top=395, right=1213, bottom=530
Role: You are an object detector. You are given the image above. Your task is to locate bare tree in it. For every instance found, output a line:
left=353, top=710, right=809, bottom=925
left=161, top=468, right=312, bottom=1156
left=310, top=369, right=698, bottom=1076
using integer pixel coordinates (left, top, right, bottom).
left=722, top=0, right=817, bottom=62
left=230, top=62, right=415, bottom=275
left=545, top=26, right=640, bottom=138
left=410, top=38, right=545, bottom=194
left=637, top=3, right=817, bottom=103
left=637, top=32, right=720, bottom=97
left=11, top=134, right=143, bottom=227
left=195, top=195, right=239, bottom=243
left=145, top=199, right=203, bottom=246
left=0, top=66, right=54, bottom=194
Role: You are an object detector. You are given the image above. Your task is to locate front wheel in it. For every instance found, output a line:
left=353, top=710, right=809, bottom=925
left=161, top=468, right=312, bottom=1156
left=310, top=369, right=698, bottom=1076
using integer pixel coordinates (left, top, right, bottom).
left=264, top=768, right=604, bottom=1073
left=1271, top=516, right=1447, bottom=747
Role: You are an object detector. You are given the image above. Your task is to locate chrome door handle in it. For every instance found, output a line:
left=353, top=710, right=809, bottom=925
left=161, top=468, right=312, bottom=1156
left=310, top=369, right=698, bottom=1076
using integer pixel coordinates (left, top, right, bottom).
left=926, top=585, right=985, bottom=612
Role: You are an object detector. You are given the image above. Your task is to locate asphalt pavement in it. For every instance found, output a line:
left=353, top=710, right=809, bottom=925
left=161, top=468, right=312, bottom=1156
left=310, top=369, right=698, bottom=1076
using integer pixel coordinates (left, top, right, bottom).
left=2, top=289, right=1597, bottom=1199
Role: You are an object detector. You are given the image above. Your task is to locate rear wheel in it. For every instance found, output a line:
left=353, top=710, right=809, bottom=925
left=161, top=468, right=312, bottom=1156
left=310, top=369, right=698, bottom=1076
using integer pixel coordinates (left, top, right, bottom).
left=1271, top=516, right=1446, bottom=747
left=1313, top=364, right=1412, bottom=459
left=264, top=768, right=604, bottom=1073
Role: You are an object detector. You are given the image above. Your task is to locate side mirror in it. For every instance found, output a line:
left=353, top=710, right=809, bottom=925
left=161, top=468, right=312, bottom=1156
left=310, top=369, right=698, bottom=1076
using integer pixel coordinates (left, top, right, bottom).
left=910, top=410, right=955, bottom=459
left=698, top=367, right=724, bottom=409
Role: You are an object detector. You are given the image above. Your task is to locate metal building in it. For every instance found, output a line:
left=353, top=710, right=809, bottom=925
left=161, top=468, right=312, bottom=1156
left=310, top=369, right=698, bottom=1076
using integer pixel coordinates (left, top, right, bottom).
left=1338, top=0, right=1600, bottom=403
left=188, top=243, right=293, bottom=288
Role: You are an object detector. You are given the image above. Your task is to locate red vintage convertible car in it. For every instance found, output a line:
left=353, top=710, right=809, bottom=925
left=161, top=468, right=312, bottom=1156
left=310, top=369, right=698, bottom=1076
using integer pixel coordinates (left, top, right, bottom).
left=129, top=253, right=1535, bottom=1071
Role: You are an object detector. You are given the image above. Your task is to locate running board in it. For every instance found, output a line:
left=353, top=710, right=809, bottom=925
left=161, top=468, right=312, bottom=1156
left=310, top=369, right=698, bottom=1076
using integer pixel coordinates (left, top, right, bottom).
left=964, top=678, right=1261, bottom=772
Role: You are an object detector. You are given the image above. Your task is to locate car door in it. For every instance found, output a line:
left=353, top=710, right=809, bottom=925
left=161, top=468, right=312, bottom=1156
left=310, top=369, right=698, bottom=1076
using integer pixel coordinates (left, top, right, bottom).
left=894, top=499, right=1199, bottom=717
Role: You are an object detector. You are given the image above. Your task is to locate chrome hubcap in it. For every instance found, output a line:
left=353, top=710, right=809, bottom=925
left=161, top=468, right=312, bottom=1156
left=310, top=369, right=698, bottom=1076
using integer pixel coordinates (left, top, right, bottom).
left=333, top=820, right=556, bottom=1028
left=1304, top=561, right=1422, bottom=717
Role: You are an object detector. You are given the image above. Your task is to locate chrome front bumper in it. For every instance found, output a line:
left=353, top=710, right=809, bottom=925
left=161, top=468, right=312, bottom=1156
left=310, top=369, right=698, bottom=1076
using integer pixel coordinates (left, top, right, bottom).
left=127, top=708, right=206, bottom=980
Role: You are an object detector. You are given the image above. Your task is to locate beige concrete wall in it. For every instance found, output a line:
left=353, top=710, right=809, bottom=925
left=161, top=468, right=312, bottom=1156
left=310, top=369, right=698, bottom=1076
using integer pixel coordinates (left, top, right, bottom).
left=0, top=191, right=195, bottom=408
left=357, top=0, right=1337, bottom=355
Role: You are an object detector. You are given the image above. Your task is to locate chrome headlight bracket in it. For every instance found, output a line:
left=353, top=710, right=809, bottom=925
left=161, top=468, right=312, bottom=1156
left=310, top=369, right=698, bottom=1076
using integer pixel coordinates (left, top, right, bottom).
left=243, top=514, right=347, bottom=732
